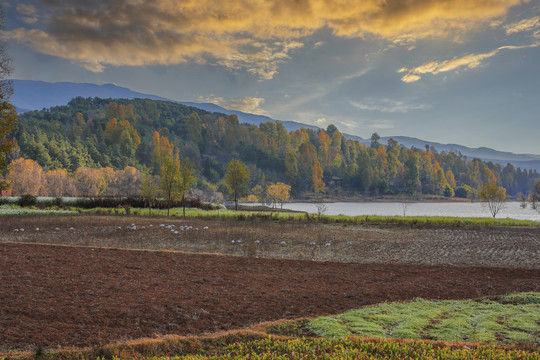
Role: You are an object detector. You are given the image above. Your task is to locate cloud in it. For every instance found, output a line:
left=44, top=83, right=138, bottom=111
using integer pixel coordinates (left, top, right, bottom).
left=315, top=117, right=327, bottom=125
left=2, top=0, right=525, bottom=77
left=199, top=95, right=267, bottom=115
left=399, top=42, right=540, bottom=82
left=365, top=120, right=395, bottom=130
left=21, top=17, right=38, bottom=25
left=16, top=4, right=37, bottom=15
left=504, top=16, right=540, bottom=35
left=350, top=98, right=427, bottom=112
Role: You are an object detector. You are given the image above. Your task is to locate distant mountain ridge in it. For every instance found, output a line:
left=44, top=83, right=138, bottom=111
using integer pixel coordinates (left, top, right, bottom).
left=10, top=79, right=540, bottom=172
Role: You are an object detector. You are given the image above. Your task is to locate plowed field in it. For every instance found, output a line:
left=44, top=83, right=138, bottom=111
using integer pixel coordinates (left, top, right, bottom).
left=0, top=216, right=538, bottom=350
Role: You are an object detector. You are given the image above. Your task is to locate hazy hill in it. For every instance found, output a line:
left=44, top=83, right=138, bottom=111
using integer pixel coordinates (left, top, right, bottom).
left=11, top=79, right=540, bottom=171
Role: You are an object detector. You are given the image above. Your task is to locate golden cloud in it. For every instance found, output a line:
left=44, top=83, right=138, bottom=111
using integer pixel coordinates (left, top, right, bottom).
left=504, top=16, right=540, bottom=35
left=398, top=43, right=540, bottom=82
left=1, top=0, right=527, bottom=78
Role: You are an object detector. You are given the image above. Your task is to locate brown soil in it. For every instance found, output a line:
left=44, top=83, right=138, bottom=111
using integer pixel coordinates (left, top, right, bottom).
left=1, top=242, right=538, bottom=351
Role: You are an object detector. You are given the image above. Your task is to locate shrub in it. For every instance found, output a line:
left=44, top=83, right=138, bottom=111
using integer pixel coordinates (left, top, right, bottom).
left=455, top=185, right=471, bottom=199
left=17, top=194, right=38, bottom=207
left=443, top=184, right=454, bottom=197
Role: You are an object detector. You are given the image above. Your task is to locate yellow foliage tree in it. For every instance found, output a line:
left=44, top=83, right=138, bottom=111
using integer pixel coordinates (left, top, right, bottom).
left=266, top=182, right=291, bottom=210
left=479, top=179, right=507, bottom=218
left=73, top=167, right=107, bottom=197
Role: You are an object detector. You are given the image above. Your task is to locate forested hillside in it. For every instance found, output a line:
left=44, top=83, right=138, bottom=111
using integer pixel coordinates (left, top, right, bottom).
left=7, top=97, right=539, bottom=198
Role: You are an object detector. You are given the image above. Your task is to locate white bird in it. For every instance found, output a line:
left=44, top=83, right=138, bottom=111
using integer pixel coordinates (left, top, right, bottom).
left=231, top=240, right=235, bottom=243
left=325, top=242, right=331, bottom=246
left=309, top=241, right=316, bottom=245
left=255, top=240, right=260, bottom=243
left=280, top=241, right=286, bottom=245
left=203, top=226, right=209, bottom=230
left=13, top=229, right=19, bottom=232
left=55, top=227, right=60, bottom=231
left=35, top=228, right=39, bottom=231
left=19, top=228, right=24, bottom=232
left=141, top=226, right=146, bottom=229
left=174, top=230, right=179, bottom=234
left=69, top=227, right=75, bottom=231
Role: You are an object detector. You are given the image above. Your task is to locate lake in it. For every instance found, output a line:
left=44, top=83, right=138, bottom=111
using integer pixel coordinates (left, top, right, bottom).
left=279, top=201, right=540, bottom=221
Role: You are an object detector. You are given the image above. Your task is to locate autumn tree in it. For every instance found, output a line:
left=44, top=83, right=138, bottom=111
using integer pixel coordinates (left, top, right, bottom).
left=140, top=173, right=160, bottom=215
left=178, top=159, right=196, bottom=217
left=284, top=151, right=298, bottom=185
left=250, top=184, right=265, bottom=205
left=159, top=152, right=180, bottom=216
left=44, top=169, right=74, bottom=197
left=0, top=5, right=16, bottom=192
left=73, top=167, right=107, bottom=197
left=266, top=182, right=291, bottom=210
left=225, top=159, right=250, bottom=210
left=151, top=131, right=174, bottom=173
left=479, top=179, right=507, bottom=218
left=104, top=118, right=141, bottom=161
left=312, top=161, right=325, bottom=193
left=6, top=158, right=43, bottom=195
left=116, top=166, right=141, bottom=197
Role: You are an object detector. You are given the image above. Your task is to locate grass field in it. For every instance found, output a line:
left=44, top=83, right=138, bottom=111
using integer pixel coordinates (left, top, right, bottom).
left=291, top=293, right=540, bottom=346
left=77, top=206, right=539, bottom=227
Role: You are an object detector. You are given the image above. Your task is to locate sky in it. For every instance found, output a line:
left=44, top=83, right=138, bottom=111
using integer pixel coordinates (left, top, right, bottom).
left=2, top=0, right=540, bottom=154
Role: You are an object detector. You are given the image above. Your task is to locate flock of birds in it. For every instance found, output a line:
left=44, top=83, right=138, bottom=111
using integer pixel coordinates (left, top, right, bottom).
left=12, top=223, right=332, bottom=246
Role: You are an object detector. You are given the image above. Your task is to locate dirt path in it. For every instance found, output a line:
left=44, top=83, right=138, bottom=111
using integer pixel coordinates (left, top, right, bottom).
left=1, top=242, right=538, bottom=350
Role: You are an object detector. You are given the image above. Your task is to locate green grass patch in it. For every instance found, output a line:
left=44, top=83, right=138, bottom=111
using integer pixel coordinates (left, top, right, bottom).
left=308, top=293, right=540, bottom=346
left=0, top=204, right=78, bottom=215
left=74, top=206, right=540, bottom=227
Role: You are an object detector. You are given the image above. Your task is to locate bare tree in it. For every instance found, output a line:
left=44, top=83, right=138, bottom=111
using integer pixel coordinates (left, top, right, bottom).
left=314, top=194, right=328, bottom=219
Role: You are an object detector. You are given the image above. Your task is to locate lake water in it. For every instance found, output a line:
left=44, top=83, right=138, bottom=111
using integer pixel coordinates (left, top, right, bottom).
left=279, top=201, right=540, bottom=221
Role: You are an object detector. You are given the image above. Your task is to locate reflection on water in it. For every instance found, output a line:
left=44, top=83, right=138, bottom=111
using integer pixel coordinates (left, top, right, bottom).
left=280, top=201, right=539, bottom=221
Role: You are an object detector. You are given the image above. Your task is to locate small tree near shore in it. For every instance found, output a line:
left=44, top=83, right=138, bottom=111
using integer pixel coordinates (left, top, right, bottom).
left=225, top=160, right=250, bottom=211
left=479, top=180, right=506, bottom=218
left=266, top=182, right=291, bottom=210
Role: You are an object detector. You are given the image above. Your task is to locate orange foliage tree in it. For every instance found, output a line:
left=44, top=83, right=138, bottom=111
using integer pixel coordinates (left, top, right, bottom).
left=312, top=161, right=325, bottom=193
left=6, top=158, right=43, bottom=195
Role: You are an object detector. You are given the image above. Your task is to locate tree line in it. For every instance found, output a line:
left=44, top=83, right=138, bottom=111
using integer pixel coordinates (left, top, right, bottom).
left=3, top=97, right=539, bottom=201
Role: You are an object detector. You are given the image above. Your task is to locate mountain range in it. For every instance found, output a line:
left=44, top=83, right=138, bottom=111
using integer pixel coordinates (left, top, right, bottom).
left=10, top=79, right=540, bottom=172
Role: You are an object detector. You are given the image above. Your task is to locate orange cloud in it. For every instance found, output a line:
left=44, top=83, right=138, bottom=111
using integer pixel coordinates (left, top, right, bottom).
left=1, top=0, right=527, bottom=78
left=398, top=43, right=540, bottom=82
